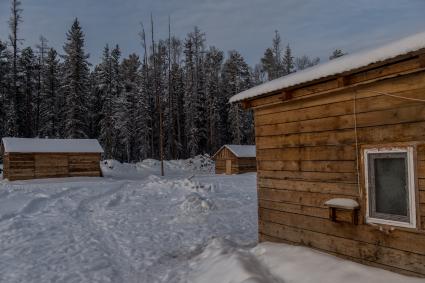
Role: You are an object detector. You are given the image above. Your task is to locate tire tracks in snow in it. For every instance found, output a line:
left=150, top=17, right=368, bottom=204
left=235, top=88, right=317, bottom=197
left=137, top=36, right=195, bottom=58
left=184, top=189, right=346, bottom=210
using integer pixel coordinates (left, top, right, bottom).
left=0, top=186, right=85, bottom=223
left=70, top=180, right=141, bottom=282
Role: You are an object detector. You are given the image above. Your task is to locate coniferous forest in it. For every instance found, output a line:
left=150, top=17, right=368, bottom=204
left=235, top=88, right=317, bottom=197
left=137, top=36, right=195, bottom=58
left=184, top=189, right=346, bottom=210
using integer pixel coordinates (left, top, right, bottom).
left=0, top=0, right=335, bottom=162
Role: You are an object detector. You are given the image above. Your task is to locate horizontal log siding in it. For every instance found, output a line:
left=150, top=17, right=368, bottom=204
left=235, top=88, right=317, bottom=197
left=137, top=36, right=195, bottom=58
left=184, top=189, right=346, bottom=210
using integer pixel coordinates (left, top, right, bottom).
left=4, top=152, right=102, bottom=181
left=214, top=147, right=256, bottom=174
left=254, top=70, right=425, bottom=276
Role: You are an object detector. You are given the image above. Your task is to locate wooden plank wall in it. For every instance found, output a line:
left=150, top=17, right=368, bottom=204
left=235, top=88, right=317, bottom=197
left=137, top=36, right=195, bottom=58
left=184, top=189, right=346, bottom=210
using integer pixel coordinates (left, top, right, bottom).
left=68, top=154, right=102, bottom=177
left=7, top=153, right=35, bottom=180
left=232, top=158, right=257, bottom=174
left=214, top=147, right=256, bottom=174
left=3, top=153, right=10, bottom=180
left=214, top=147, right=237, bottom=174
left=4, top=153, right=102, bottom=181
left=254, top=70, right=425, bottom=277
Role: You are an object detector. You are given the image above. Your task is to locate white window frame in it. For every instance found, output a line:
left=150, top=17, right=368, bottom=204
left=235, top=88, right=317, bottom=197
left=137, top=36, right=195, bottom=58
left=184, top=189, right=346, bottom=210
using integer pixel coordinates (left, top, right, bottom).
left=364, top=147, right=416, bottom=229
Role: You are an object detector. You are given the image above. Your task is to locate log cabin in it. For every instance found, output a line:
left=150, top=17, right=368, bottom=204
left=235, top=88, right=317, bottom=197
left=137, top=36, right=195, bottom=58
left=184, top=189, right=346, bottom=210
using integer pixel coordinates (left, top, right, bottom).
left=230, top=32, right=425, bottom=277
left=213, top=145, right=256, bottom=174
left=1, top=138, right=104, bottom=181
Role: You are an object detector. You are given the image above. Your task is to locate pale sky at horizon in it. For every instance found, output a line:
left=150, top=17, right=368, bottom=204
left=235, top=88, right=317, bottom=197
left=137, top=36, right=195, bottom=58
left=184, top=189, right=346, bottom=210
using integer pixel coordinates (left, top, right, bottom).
left=0, top=0, right=424, bottom=66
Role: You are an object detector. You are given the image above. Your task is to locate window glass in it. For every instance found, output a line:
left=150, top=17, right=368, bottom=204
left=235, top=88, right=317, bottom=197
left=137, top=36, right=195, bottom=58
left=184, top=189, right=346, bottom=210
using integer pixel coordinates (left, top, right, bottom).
left=373, top=156, right=407, bottom=216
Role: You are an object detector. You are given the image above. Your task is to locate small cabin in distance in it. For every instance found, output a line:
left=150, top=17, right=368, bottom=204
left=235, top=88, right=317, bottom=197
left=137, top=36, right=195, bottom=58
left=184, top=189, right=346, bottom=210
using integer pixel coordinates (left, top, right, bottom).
left=230, top=32, right=425, bottom=277
left=213, top=145, right=256, bottom=175
left=1, top=138, right=104, bottom=181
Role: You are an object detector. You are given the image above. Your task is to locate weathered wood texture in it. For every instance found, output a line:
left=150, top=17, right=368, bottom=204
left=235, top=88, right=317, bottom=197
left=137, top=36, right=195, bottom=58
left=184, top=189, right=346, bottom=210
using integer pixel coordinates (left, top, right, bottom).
left=213, top=147, right=256, bottom=174
left=3, top=153, right=102, bottom=181
left=252, top=60, right=425, bottom=277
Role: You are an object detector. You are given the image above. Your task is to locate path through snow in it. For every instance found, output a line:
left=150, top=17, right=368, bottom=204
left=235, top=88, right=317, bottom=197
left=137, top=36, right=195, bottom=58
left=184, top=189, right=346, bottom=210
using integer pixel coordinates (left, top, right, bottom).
left=0, top=158, right=257, bottom=283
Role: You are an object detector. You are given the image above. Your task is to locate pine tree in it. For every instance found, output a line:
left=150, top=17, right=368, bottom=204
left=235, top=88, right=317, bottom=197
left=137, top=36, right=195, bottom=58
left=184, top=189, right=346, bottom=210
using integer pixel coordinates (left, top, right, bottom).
left=261, top=48, right=277, bottom=80
left=164, top=36, right=184, bottom=159
left=61, top=18, right=90, bottom=138
left=0, top=40, right=11, bottom=138
left=34, top=35, right=49, bottom=136
left=261, top=31, right=284, bottom=80
left=137, top=23, right=155, bottom=159
left=120, top=54, right=141, bottom=162
left=39, top=48, right=60, bottom=138
left=282, top=44, right=295, bottom=75
left=295, top=55, right=320, bottom=71
left=205, top=46, right=224, bottom=152
left=222, top=50, right=254, bottom=145
left=110, top=44, right=124, bottom=159
left=98, top=44, right=115, bottom=158
left=329, top=49, right=346, bottom=60
left=184, top=27, right=207, bottom=156
left=87, top=67, right=102, bottom=139
left=19, top=47, right=37, bottom=137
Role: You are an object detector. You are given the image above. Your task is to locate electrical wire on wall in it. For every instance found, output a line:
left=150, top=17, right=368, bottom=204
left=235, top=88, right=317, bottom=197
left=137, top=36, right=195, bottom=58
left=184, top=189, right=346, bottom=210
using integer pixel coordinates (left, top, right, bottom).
left=352, top=89, right=425, bottom=196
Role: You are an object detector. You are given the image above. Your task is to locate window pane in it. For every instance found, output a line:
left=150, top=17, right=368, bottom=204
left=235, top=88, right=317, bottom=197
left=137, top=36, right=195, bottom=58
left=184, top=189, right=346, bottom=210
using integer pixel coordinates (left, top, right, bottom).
left=374, top=157, right=407, bottom=216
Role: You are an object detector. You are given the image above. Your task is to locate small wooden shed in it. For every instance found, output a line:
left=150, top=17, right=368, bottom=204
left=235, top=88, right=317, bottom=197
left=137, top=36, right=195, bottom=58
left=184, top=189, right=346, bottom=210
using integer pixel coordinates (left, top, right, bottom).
left=1, top=138, right=104, bottom=181
left=213, top=145, right=256, bottom=174
left=230, top=32, right=425, bottom=277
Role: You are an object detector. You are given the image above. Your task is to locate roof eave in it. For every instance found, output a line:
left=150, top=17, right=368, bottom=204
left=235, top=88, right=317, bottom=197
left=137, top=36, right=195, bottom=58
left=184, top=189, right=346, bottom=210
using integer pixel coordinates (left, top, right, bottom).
left=234, top=48, right=425, bottom=107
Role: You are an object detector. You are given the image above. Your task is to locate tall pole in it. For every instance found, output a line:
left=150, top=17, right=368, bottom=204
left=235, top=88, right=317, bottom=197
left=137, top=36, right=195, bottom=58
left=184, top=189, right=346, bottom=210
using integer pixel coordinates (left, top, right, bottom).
left=151, top=14, right=164, bottom=176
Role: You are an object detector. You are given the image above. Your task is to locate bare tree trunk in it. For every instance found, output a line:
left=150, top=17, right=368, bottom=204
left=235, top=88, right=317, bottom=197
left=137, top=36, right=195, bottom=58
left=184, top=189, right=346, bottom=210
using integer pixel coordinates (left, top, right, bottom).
left=9, top=0, right=22, bottom=136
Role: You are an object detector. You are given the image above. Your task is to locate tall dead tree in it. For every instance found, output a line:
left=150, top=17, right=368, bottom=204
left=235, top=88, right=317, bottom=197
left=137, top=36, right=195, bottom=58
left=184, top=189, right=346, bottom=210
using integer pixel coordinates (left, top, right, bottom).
left=8, top=0, right=23, bottom=136
left=35, top=35, right=49, bottom=136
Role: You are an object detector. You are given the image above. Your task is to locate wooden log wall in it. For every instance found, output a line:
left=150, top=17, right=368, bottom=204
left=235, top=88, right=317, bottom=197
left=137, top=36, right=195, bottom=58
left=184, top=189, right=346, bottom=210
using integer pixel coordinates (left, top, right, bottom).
left=253, top=68, right=425, bottom=277
left=214, top=147, right=257, bottom=174
left=4, top=153, right=102, bottom=181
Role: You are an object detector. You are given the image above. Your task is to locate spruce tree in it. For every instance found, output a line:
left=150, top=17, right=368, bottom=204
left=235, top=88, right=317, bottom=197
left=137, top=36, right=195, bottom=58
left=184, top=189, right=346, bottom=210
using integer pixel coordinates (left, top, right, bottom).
left=34, top=35, right=49, bottom=136
left=0, top=40, right=11, bottom=138
left=222, top=50, right=254, bottom=145
left=282, top=44, right=295, bottom=75
left=120, top=54, right=141, bottom=162
left=61, top=18, right=90, bottom=138
left=19, top=47, right=37, bottom=137
left=205, top=46, right=224, bottom=152
left=98, top=44, right=115, bottom=158
left=329, top=49, right=346, bottom=60
left=184, top=27, right=207, bottom=156
left=39, top=48, right=60, bottom=138
left=295, top=55, right=320, bottom=71
left=110, top=44, right=124, bottom=159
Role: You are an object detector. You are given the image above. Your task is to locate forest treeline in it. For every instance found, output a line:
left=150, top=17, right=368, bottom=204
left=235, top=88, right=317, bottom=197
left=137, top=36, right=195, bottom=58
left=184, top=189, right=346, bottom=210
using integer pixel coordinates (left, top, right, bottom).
left=0, top=0, right=345, bottom=162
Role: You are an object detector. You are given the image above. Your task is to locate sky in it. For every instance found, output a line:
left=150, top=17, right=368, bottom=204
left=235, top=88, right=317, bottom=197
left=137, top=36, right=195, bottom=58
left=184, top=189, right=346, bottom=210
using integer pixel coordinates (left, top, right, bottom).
left=0, top=0, right=425, bottom=66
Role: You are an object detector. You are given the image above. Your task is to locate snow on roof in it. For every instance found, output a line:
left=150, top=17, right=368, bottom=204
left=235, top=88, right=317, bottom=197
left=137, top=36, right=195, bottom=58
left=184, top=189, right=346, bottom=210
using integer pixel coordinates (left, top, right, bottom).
left=1, top=138, right=104, bottom=153
left=219, top=145, right=256, bottom=158
left=230, top=31, right=425, bottom=103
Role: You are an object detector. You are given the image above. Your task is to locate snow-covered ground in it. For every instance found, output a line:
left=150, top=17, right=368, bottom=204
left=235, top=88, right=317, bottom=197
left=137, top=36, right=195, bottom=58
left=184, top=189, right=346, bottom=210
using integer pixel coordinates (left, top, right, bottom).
left=0, top=156, right=257, bottom=282
left=0, top=156, right=423, bottom=283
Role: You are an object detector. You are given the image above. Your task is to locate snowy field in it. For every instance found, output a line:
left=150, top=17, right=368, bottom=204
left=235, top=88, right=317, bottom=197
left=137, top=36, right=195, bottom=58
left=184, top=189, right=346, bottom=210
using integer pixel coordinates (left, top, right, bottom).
left=0, top=157, right=423, bottom=283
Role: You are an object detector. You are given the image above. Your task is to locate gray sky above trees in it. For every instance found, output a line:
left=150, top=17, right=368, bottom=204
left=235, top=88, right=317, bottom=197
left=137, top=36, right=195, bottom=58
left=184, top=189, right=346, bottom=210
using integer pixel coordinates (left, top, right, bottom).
left=0, top=0, right=424, bottom=65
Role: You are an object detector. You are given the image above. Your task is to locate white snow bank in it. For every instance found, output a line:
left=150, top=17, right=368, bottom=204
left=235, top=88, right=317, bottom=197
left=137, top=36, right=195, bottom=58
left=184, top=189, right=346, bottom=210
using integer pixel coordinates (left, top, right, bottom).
left=180, top=192, right=217, bottom=213
left=1, top=137, right=103, bottom=153
left=101, top=155, right=214, bottom=179
left=324, top=198, right=359, bottom=209
left=188, top=240, right=424, bottom=283
left=0, top=158, right=257, bottom=283
left=230, top=31, right=425, bottom=103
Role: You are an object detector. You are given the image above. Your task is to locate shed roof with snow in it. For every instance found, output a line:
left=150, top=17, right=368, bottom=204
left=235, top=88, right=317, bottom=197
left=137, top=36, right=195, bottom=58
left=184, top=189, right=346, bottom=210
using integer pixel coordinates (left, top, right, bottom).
left=214, top=145, right=256, bottom=158
left=213, top=145, right=256, bottom=175
left=1, top=138, right=104, bottom=153
left=230, top=31, right=425, bottom=103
